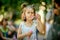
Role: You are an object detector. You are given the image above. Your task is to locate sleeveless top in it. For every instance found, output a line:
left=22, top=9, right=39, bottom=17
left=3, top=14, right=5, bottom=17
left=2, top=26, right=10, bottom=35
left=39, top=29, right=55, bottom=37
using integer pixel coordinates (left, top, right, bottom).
left=0, top=26, right=8, bottom=37
left=19, top=20, right=37, bottom=40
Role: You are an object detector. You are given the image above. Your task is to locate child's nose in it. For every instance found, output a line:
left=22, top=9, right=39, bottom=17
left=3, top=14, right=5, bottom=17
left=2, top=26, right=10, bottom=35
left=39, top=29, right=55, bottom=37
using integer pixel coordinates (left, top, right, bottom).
left=30, top=13, right=32, bottom=16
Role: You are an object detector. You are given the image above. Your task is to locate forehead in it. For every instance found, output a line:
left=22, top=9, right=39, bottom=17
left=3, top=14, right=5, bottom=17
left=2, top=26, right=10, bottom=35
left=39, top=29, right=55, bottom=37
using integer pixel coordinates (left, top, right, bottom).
left=25, top=7, right=34, bottom=12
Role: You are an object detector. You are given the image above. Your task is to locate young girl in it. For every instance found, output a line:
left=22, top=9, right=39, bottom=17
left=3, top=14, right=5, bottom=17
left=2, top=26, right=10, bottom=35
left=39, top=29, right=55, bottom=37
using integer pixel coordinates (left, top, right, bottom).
left=0, top=18, right=9, bottom=37
left=0, top=18, right=13, bottom=40
left=17, top=5, right=45, bottom=40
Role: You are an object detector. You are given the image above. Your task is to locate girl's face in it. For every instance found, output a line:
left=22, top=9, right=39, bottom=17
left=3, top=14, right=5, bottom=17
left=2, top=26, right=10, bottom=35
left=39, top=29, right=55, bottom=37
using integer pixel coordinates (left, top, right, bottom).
left=40, top=6, right=45, bottom=11
left=53, top=9, right=59, bottom=15
left=3, top=20, right=7, bottom=26
left=25, top=8, right=35, bottom=20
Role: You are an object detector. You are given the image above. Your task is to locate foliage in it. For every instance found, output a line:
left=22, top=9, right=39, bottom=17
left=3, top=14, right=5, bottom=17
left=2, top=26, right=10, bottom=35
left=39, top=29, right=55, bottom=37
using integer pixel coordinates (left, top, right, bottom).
left=0, top=0, right=52, bottom=20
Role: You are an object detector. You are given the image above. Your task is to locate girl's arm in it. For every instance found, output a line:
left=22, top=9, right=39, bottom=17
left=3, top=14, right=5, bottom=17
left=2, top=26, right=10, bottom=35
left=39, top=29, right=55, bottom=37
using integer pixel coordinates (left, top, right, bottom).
left=8, top=25, right=16, bottom=32
left=0, top=31, right=6, bottom=40
left=36, top=14, right=45, bottom=35
left=36, top=20, right=45, bottom=35
left=17, top=27, right=26, bottom=39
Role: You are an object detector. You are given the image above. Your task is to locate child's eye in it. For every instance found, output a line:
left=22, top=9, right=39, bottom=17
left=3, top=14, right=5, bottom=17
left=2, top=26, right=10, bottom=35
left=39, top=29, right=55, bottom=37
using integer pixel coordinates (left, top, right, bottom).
left=27, top=12, right=34, bottom=14
left=31, top=12, right=34, bottom=14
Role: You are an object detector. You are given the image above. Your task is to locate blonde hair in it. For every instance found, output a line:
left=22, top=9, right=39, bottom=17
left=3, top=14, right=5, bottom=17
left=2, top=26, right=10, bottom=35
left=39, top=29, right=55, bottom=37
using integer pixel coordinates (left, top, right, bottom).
left=21, top=4, right=35, bottom=21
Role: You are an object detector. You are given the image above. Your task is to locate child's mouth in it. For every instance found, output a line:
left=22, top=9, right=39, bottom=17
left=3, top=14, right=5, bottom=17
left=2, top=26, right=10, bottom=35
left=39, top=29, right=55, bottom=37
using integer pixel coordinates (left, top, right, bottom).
left=30, top=16, right=34, bottom=19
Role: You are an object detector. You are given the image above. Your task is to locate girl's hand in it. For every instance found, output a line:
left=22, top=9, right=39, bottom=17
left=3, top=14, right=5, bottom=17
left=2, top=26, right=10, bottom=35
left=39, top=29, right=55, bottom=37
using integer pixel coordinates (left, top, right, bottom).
left=26, top=31, right=33, bottom=37
left=8, top=31, right=12, bottom=35
left=35, top=14, right=41, bottom=22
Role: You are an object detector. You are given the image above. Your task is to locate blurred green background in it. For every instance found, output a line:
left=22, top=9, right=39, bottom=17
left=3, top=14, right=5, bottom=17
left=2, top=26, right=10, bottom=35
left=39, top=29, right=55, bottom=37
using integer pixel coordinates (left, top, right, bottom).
left=0, top=0, right=52, bottom=25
